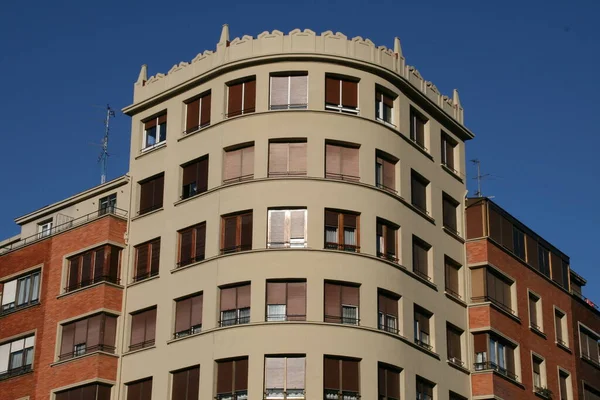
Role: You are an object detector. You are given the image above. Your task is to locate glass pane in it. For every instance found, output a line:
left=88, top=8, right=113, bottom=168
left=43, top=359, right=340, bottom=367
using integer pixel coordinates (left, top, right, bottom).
left=25, top=348, right=33, bottom=366
left=342, top=305, right=357, bottom=324
left=498, top=343, right=506, bottom=368
left=145, top=126, right=157, bottom=147
left=376, top=235, right=383, bottom=254
left=378, top=312, right=385, bottom=329
left=489, top=338, right=497, bottom=364
left=238, top=307, right=250, bottom=324
left=383, top=104, right=392, bottom=123
left=421, top=332, right=430, bottom=345
left=31, top=273, right=40, bottom=302
left=386, top=315, right=397, bottom=332
left=221, top=310, right=236, bottom=326
left=267, top=305, right=286, bottom=321
left=376, top=162, right=383, bottom=186
left=344, top=228, right=356, bottom=245
left=9, top=351, right=23, bottom=369
left=159, top=122, right=167, bottom=141
left=17, top=277, right=30, bottom=305
left=326, top=227, right=338, bottom=244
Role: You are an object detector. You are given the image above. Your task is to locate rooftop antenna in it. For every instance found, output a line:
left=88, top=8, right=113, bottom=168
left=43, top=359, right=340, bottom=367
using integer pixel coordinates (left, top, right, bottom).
left=471, top=159, right=490, bottom=197
left=98, top=104, right=116, bottom=184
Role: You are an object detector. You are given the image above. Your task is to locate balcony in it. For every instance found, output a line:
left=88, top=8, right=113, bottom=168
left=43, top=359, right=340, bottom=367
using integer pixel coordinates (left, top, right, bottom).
left=414, top=338, right=433, bottom=351
left=266, top=314, right=306, bottom=322
left=173, top=325, right=202, bottom=339
left=471, top=296, right=516, bottom=316
left=217, top=390, right=248, bottom=400
left=324, top=389, right=360, bottom=400
left=65, top=275, right=120, bottom=293
left=0, top=364, right=32, bottom=381
left=219, top=316, right=250, bottom=327
left=324, top=242, right=360, bottom=253
left=58, top=344, right=116, bottom=361
left=324, top=315, right=360, bottom=325
left=324, top=172, right=360, bottom=182
left=473, top=361, right=518, bottom=381
left=377, top=252, right=399, bottom=263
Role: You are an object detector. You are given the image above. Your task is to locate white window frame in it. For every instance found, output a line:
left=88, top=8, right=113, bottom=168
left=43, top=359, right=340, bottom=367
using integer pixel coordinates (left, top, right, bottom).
left=375, top=90, right=395, bottom=127
left=0, top=335, right=35, bottom=375
left=558, top=368, right=572, bottom=400
left=553, top=306, right=569, bottom=347
left=265, top=356, right=306, bottom=400
left=527, top=290, right=544, bottom=332
left=142, top=115, right=167, bottom=151
left=269, top=75, right=309, bottom=110
left=38, top=220, right=53, bottom=238
left=578, top=322, right=600, bottom=365
left=267, top=209, right=308, bottom=249
left=531, top=353, right=547, bottom=392
left=325, top=76, right=359, bottom=114
left=184, top=92, right=211, bottom=134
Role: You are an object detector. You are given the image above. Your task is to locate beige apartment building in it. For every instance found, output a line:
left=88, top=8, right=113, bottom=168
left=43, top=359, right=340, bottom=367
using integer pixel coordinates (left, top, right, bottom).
left=119, top=25, right=474, bottom=400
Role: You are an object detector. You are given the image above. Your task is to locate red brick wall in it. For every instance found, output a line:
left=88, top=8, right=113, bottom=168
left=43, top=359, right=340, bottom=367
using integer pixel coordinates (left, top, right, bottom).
left=571, top=298, right=600, bottom=397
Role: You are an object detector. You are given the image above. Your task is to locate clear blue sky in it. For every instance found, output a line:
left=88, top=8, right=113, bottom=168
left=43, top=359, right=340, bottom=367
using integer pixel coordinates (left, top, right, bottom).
left=1, top=0, right=598, bottom=297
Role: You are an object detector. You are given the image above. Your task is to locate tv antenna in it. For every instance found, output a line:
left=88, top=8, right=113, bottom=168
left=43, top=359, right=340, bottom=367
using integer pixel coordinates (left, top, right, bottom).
left=471, top=159, right=490, bottom=197
left=98, top=104, right=116, bottom=184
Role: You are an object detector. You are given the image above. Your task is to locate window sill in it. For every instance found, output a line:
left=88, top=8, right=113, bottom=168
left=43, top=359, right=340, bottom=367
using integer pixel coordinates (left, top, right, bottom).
left=556, top=341, right=572, bottom=353
left=0, top=302, right=41, bottom=319
left=471, top=368, right=524, bottom=388
left=582, top=356, right=600, bottom=370
left=136, top=142, right=166, bottom=158
left=167, top=331, right=203, bottom=345
left=406, top=202, right=436, bottom=225
left=529, top=326, right=547, bottom=339
left=50, top=351, right=118, bottom=367
left=445, top=292, right=467, bottom=307
left=131, top=207, right=164, bottom=221
left=443, top=227, right=465, bottom=243
left=57, top=281, right=123, bottom=299
left=0, top=368, right=34, bottom=382
left=441, top=164, right=463, bottom=183
left=398, top=133, right=434, bottom=161
left=534, top=390, right=552, bottom=400
left=447, top=360, right=470, bottom=374
left=122, top=345, right=156, bottom=357
left=376, top=118, right=396, bottom=129
left=127, top=274, right=160, bottom=288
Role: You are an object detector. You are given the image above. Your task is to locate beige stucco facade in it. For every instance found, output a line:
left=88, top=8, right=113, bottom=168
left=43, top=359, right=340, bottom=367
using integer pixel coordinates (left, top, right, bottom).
left=119, top=26, right=474, bottom=400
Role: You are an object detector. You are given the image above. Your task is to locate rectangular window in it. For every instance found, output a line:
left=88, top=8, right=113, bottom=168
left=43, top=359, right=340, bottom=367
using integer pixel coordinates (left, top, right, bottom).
left=325, top=75, right=359, bottom=114
left=174, top=293, right=203, bottom=338
left=216, top=358, right=248, bottom=400
left=410, top=109, right=427, bottom=151
left=223, top=144, right=254, bottom=184
left=375, top=151, right=397, bottom=193
left=265, top=356, right=305, bottom=399
left=171, top=365, right=200, bottom=400
left=375, top=89, right=394, bottom=125
left=579, top=327, right=599, bottom=366
left=473, top=268, right=513, bottom=314
left=129, top=307, right=156, bottom=351
left=411, top=170, right=429, bottom=214
left=323, top=356, right=360, bottom=400
left=266, top=281, right=306, bottom=322
left=38, top=219, right=52, bottom=238
left=56, top=383, right=112, bottom=400
left=529, top=293, right=542, bottom=332
left=270, top=74, right=308, bottom=110
left=450, top=392, right=468, bottom=400
left=416, top=376, right=434, bottom=400
left=182, top=156, right=209, bottom=199
left=60, top=313, right=117, bottom=360
left=227, top=78, right=256, bottom=117
left=325, top=142, right=360, bottom=182
left=532, top=355, right=544, bottom=391
left=139, top=173, right=164, bottom=215
left=185, top=91, right=211, bottom=134
left=0, top=334, right=35, bottom=380
left=378, top=363, right=400, bottom=400
left=555, top=309, right=568, bottom=347
left=444, top=257, right=461, bottom=299
left=442, top=194, right=459, bottom=234
left=447, top=324, right=463, bottom=366
left=559, top=371, right=570, bottom=400
left=513, top=227, right=526, bottom=260
left=441, top=132, right=457, bottom=172
left=538, top=245, right=551, bottom=277
left=324, top=210, right=360, bottom=252
left=220, top=283, right=251, bottom=326
left=221, top=211, right=253, bottom=254
left=412, top=236, right=431, bottom=281
left=133, top=238, right=160, bottom=282
left=324, top=281, right=359, bottom=325
left=268, top=140, right=307, bottom=177
left=98, top=193, right=117, bottom=216
left=488, top=335, right=517, bottom=380
left=267, top=209, right=307, bottom=248
left=126, top=378, right=153, bottom=400
left=178, top=222, right=206, bottom=267
left=376, top=219, right=398, bottom=262
left=143, top=113, right=167, bottom=149
left=414, top=306, right=432, bottom=351
left=66, top=244, right=121, bottom=292
left=583, top=383, right=600, bottom=400
left=378, top=290, right=399, bottom=334
left=0, top=270, right=41, bottom=314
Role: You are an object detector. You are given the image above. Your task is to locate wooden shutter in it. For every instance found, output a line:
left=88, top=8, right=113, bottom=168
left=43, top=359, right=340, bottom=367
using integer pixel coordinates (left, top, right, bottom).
left=323, top=357, right=340, bottom=390
left=68, top=258, right=80, bottom=290
left=266, top=282, right=286, bottom=305
left=325, top=77, right=340, bottom=105
left=270, top=76, right=288, bottom=107
left=200, top=93, right=211, bottom=127
left=287, top=282, right=306, bottom=320
left=180, top=228, right=193, bottom=264
left=103, top=315, right=117, bottom=348
left=325, top=144, right=341, bottom=177
left=286, top=357, right=305, bottom=390
left=240, top=213, right=253, bottom=249
left=290, top=75, right=308, bottom=105
left=195, top=223, right=206, bottom=261
left=224, top=149, right=242, bottom=182
left=265, top=357, right=285, bottom=389
left=288, top=142, right=307, bottom=174
left=175, top=297, right=192, bottom=333
left=383, top=158, right=395, bottom=190
left=228, top=83, right=243, bottom=116
left=135, top=244, right=149, bottom=278
left=268, top=210, right=286, bottom=246
left=60, top=322, right=75, bottom=356
left=234, top=358, right=249, bottom=391
left=243, top=79, right=256, bottom=113
left=220, top=287, right=237, bottom=311
left=324, top=283, right=341, bottom=322
left=150, top=239, right=160, bottom=275
left=341, top=285, right=359, bottom=307
left=501, top=217, right=514, bottom=250
left=236, top=284, right=251, bottom=309
left=341, top=146, right=359, bottom=179
left=341, top=80, right=358, bottom=108
left=241, top=146, right=254, bottom=178
left=269, top=143, right=288, bottom=175
left=341, top=359, right=359, bottom=392
left=186, top=99, right=200, bottom=132
left=217, top=360, right=233, bottom=394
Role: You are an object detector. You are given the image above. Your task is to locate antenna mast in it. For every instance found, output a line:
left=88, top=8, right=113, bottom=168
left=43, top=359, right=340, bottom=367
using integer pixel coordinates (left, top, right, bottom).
left=98, top=105, right=116, bottom=184
left=470, top=159, right=489, bottom=197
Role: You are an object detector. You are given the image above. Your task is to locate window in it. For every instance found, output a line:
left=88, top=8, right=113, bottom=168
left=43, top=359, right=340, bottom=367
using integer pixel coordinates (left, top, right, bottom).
left=375, top=89, right=395, bottom=125
left=59, top=313, right=117, bottom=360
left=528, top=292, right=542, bottom=332
left=66, top=244, right=121, bottom=292
left=98, top=193, right=117, bottom=215
left=579, top=327, right=600, bottom=366
left=138, top=173, right=164, bottom=215
left=171, top=365, right=200, bottom=400
left=412, top=236, right=431, bottom=281
left=416, top=376, right=434, bottom=400
left=539, top=245, right=551, bottom=277
left=559, top=370, right=571, bottom=400
left=266, top=281, right=306, bottom=322
left=532, top=355, right=545, bottom=391
left=265, top=356, right=305, bottom=399
left=471, top=267, right=513, bottom=314
left=449, top=392, right=467, bottom=400
left=560, top=260, right=570, bottom=291
left=216, top=358, right=248, bottom=400
left=444, top=257, right=461, bottom=299
left=325, top=75, right=359, bottom=114
left=178, top=222, right=206, bottom=267
left=513, top=227, right=526, bottom=260
left=143, top=113, right=167, bottom=149
left=174, top=293, right=203, bottom=338
left=378, top=290, right=399, bottom=334
left=376, top=219, right=398, bottom=262
left=323, top=356, right=360, bottom=400
left=267, top=209, right=307, bottom=248
left=220, top=283, right=251, bottom=326
left=129, top=307, right=156, bottom=351
left=325, top=142, right=360, bottom=182
left=378, top=363, right=400, bottom=400
left=324, top=210, right=360, bottom=252
left=555, top=309, right=568, bottom=347
left=184, top=91, right=211, bottom=134
left=441, top=132, right=457, bottom=172
left=442, top=194, right=459, bottom=234
left=324, top=281, right=359, bottom=325
left=268, top=140, right=307, bottom=177
left=0, top=270, right=40, bottom=314
left=223, top=144, right=254, bottom=184
left=133, top=238, right=160, bottom=282
left=38, top=219, right=52, bottom=238
left=227, top=78, right=256, bottom=117
left=55, top=383, right=112, bottom=400
left=181, top=156, right=209, bottom=199
left=414, top=306, right=432, bottom=351
left=127, top=378, right=153, bottom=400
left=411, top=170, right=429, bottom=214
left=221, top=211, right=253, bottom=254
left=583, top=383, right=600, bottom=400
left=270, top=73, right=308, bottom=110
left=0, top=334, right=35, bottom=380
left=410, top=108, right=427, bottom=150
left=375, top=151, right=397, bottom=193
left=447, top=324, right=463, bottom=366
left=473, top=333, right=517, bottom=380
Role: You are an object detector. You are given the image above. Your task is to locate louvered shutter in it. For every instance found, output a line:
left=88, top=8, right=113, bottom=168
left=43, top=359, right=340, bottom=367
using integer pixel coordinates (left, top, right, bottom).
left=325, top=77, right=340, bottom=105
left=268, top=210, right=286, bottom=247
left=288, top=142, right=307, bottom=174
left=243, top=80, right=256, bottom=113
left=324, top=283, right=341, bottom=322
left=323, top=357, right=340, bottom=390
left=228, top=83, right=243, bottom=117
left=341, top=359, right=359, bottom=392
left=186, top=99, right=200, bottom=132
left=325, top=144, right=341, bottom=177
left=341, top=146, right=359, bottom=180
left=290, top=75, right=308, bottom=106
left=290, top=210, right=306, bottom=243
left=200, top=93, right=211, bottom=127
left=269, top=143, right=288, bottom=176
left=287, top=282, right=306, bottom=320
left=150, top=239, right=160, bottom=275
left=270, top=76, right=288, bottom=107
left=240, top=146, right=254, bottom=179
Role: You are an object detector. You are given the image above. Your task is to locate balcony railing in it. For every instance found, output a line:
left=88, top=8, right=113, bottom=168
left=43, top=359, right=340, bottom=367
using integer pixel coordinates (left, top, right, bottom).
left=58, top=344, right=116, bottom=361
left=223, top=174, right=254, bottom=185
left=375, top=183, right=397, bottom=194
left=444, top=286, right=462, bottom=299
left=269, top=103, right=308, bottom=110
left=325, top=173, right=360, bottom=182
left=473, top=361, right=518, bottom=381
left=217, top=390, right=248, bottom=400
left=556, top=338, right=568, bottom=348
left=324, top=315, right=360, bottom=325
left=377, top=252, right=399, bottom=263
left=268, top=171, right=307, bottom=178
left=324, top=389, right=360, bottom=400
left=219, top=316, right=250, bottom=327
left=448, top=357, right=465, bottom=367
left=220, top=245, right=252, bottom=255
left=132, top=270, right=159, bottom=283
left=413, top=269, right=432, bottom=282
left=128, top=340, right=155, bottom=352
left=0, top=364, right=32, bottom=381
left=0, top=208, right=128, bottom=254
left=414, top=338, right=433, bottom=351
left=267, top=241, right=307, bottom=249
left=0, top=299, right=40, bottom=316
left=471, top=296, right=516, bottom=315
left=324, top=243, right=360, bottom=253
left=65, top=275, right=120, bottom=293
left=177, top=254, right=206, bottom=268
left=324, top=104, right=359, bottom=115
left=183, top=121, right=210, bottom=135
left=266, top=314, right=306, bottom=322
left=572, top=291, right=599, bottom=311
left=265, top=388, right=305, bottom=399
left=378, top=323, right=399, bottom=335
left=174, top=325, right=202, bottom=339
left=226, top=107, right=256, bottom=118
left=582, top=352, right=600, bottom=367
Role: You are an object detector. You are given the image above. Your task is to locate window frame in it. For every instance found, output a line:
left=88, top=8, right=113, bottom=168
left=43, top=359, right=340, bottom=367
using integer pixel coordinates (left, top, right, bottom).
left=376, top=218, right=399, bottom=263
left=267, top=209, right=308, bottom=249
left=324, top=281, right=360, bottom=325
left=38, top=219, right=53, bottom=238
left=265, top=280, right=307, bottom=322
left=441, top=132, right=457, bottom=172
left=531, top=353, right=547, bottom=393
left=220, top=211, right=253, bottom=254
left=444, top=256, right=462, bottom=299
left=269, top=73, right=309, bottom=110
left=129, top=307, right=157, bottom=351
left=55, top=382, right=113, bottom=400
left=226, top=77, right=256, bottom=118
left=216, top=357, right=249, bottom=399
left=264, top=355, right=306, bottom=399
left=528, top=291, right=543, bottom=333
left=578, top=323, right=600, bottom=367
left=0, top=270, right=41, bottom=315
left=324, top=75, right=360, bottom=114
left=59, top=312, right=118, bottom=360
left=442, top=193, right=460, bottom=235
left=0, top=334, right=35, bottom=380
left=65, top=244, right=121, bottom=292
left=409, top=107, right=428, bottom=152
left=138, top=173, right=164, bottom=215
left=181, top=155, right=209, bottom=200
left=324, top=209, right=360, bottom=253
left=174, top=293, right=203, bottom=339
left=375, top=87, right=396, bottom=127
left=446, top=323, right=464, bottom=366
left=142, top=113, right=167, bottom=151
left=375, top=150, right=398, bottom=193
left=410, top=170, right=429, bottom=214
left=325, top=141, right=360, bottom=182
left=323, top=356, right=360, bottom=399
left=177, top=222, right=207, bottom=268
left=412, top=236, right=431, bottom=281
left=223, top=143, right=255, bottom=184
left=554, top=307, right=569, bottom=348
left=183, top=91, right=211, bottom=135
left=219, top=283, right=251, bottom=327
left=378, top=289, right=400, bottom=335
left=133, top=238, right=160, bottom=282
left=98, top=193, right=117, bottom=215
left=416, top=376, right=435, bottom=400
left=413, top=305, right=433, bottom=351
left=378, top=362, right=401, bottom=400
left=268, top=139, right=308, bottom=177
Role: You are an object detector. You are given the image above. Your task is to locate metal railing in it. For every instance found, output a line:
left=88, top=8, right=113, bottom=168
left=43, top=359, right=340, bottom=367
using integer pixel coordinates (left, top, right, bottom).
left=266, top=314, right=306, bottom=322
left=267, top=241, right=307, bottom=249
left=411, top=202, right=430, bottom=216
left=268, top=171, right=307, bottom=177
left=138, top=203, right=163, bottom=216
left=414, top=338, right=433, bottom=351
left=223, top=175, right=254, bottom=185
left=220, top=245, right=252, bottom=255
left=378, top=323, right=399, bottom=335
left=59, top=344, right=116, bottom=361
left=324, top=242, right=360, bottom=253
left=473, top=361, right=518, bottom=381
left=572, top=291, right=599, bottom=311
left=128, top=340, right=155, bottom=352
left=174, top=325, right=202, bottom=339
left=219, top=316, right=251, bottom=327
left=269, top=103, right=308, bottom=110
left=377, top=252, right=399, bottom=263
left=0, top=299, right=40, bottom=316
left=324, top=104, right=360, bottom=115
left=556, top=338, right=568, bottom=347
left=471, top=296, right=516, bottom=315
left=183, top=121, right=210, bottom=135
left=582, top=352, right=600, bottom=367
left=65, top=275, right=120, bottom=293
left=1, top=208, right=127, bottom=254
left=444, top=286, right=462, bottom=299
left=265, top=388, right=305, bottom=399
left=177, top=254, right=206, bottom=268
left=0, top=364, right=32, bottom=381
left=375, top=183, right=397, bottom=194
left=324, top=389, right=360, bottom=399
left=132, top=270, right=159, bottom=283
left=409, top=136, right=429, bottom=152
left=324, top=315, right=360, bottom=325
left=413, top=269, right=432, bottom=282
left=448, top=357, right=465, bottom=367
left=530, top=323, right=543, bottom=333
left=226, top=107, right=256, bottom=118
left=325, top=173, right=360, bottom=182
left=216, top=390, right=248, bottom=400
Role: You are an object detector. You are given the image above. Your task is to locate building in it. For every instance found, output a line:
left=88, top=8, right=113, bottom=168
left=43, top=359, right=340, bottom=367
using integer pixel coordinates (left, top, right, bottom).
left=0, top=176, right=130, bottom=399
left=119, top=25, right=473, bottom=400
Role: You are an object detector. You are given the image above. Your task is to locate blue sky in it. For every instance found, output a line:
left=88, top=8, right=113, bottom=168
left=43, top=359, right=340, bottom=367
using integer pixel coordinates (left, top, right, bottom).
left=0, top=0, right=598, bottom=296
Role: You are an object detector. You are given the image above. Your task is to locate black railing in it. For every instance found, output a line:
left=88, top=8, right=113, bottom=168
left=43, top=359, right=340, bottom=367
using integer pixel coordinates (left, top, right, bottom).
left=448, top=357, right=464, bottom=367
left=219, top=316, right=250, bottom=327
left=0, top=364, right=32, bottom=381
left=325, top=173, right=360, bottom=182
left=269, top=103, right=308, bottom=110
left=216, top=390, right=248, bottom=400
left=443, top=224, right=460, bottom=236
left=325, top=243, right=360, bottom=253
left=226, top=107, right=256, bottom=118
left=375, top=183, right=397, bottom=194
left=265, top=388, right=305, bottom=398
left=128, top=340, right=155, bottom=352
left=132, top=270, right=159, bottom=283
left=267, top=241, right=307, bottom=249
left=473, top=361, right=518, bottom=381
left=177, top=254, right=206, bottom=268
left=441, top=162, right=460, bottom=176
left=223, top=174, right=254, bottom=185
left=534, top=386, right=553, bottom=398
left=572, top=291, right=600, bottom=311
left=414, top=338, right=433, bottom=351
left=471, top=296, right=516, bottom=315
left=138, top=203, right=163, bottom=216
left=0, top=299, right=40, bottom=316
left=409, top=137, right=429, bottom=152
left=266, top=314, right=306, bottom=322
left=174, top=325, right=202, bottom=339
left=445, top=286, right=462, bottom=299
left=324, top=315, right=360, bottom=325
left=183, top=121, right=210, bottom=135
left=65, top=275, right=120, bottom=293
left=323, top=389, right=360, bottom=399
left=220, top=245, right=252, bottom=255
left=413, top=269, right=432, bottom=282
left=377, top=252, right=399, bottom=263
left=324, top=104, right=360, bottom=114
left=411, top=202, right=430, bottom=215
left=378, top=323, right=399, bottom=335
left=268, top=171, right=307, bottom=177
left=530, top=323, right=543, bottom=333
left=59, top=344, right=116, bottom=360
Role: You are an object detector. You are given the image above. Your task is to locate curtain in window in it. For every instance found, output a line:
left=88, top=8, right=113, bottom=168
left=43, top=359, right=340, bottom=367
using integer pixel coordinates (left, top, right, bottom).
left=344, top=228, right=356, bottom=246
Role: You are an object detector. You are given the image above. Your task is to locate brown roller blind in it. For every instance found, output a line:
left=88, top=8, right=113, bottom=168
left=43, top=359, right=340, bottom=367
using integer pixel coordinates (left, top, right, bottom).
left=97, top=385, right=111, bottom=400
left=223, top=216, right=237, bottom=250
left=175, top=297, right=192, bottom=333
left=182, top=162, right=198, bottom=187
left=383, top=158, right=395, bottom=190
left=380, top=92, right=394, bottom=107
left=413, top=239, right=429, bottom=276
left=488, top=207, right=502, bottom=243
left=93, top=248, right=105, bottom=280
left=86, top=314, right=102, bottom=348
left=325, top=144, right=341, bottom=177
left=445, top=259, right=459, bottom=294
left=532, top=358, right=540, bottom=374
left=415, top=309, right=430, bottom=334
left=505, top=346, right=515, bottom=374
left=325, top=210, right=339, bottom=227
left=237, top=284, right=251, bottom=309
left=127, top=382, right=141, bottom=400
left=341, top=359, right=359, bottom=391
left=228, top=83, right=243, bottom=116
left=144, top=118, right=157, bottom=129
left=195, top=223, right=206, bottom=260
left=288, top=142, right=307, bottom=174
left=180, top=228, right=193, bottom=263
left=290, top=210, right=306, bottom=240
left=386, top=368, right=400, bottom=398
left=447, top=326, right=461, bottom=359
left=172, top=369, right=187, bottom=400
left=471, top=268, right=485, bottom=299
left=385, top=225, right=396, bottom=255
left=324, top=283, right=342, bottom=322
left=74, top=319, right=88, bottom=345
left=559, top=373, right=568, bottom=399
left=325, top=77, right=340, bottom=105
left=60, top=323, right=75, bottom=356
left=243, top=79, right=256, bottom=113
left=378, top=366, right=386, bottom=395
left=383, top=293, right=398, bottom=318
left=224, top=148, right=242, bottom=182
left=108, top=246, right=120, bottom=281
left=341, top=285, right=359, bottom=306
left=587, top=332, right=599, bottom=362
left=474, top=333, right=487, bottom=353
left=217, top=361, right=233, bottom=394
left=265, top=357, right=285, bottom=389
left=103, top=315, right=117, bottom=348
left=221, top=287, right=237, bottom=311
left=270, top=76, right=288, bottom=106
left=269, top=143, right=288, bottom=175
left=81, top=252, right=92, bottom=285
left=411, top=111, right=425, bottom=146
left=81, top=385, right=96, bottom=399
left=551, top=253, right=563, bottom=285
left=150, top=239, right=160, bottom=275
left=341, top=146, right=359, bottom=179
left=191, top=294, right=203, bottom=326
left=157, top=114, right=167, bottom=124
left=343, top=214, right=357, bottom=229
left=145, top=308, right=156, bottom=342
left=234, top=358, right=249, bottom=390
left=68, top=258, right=80, bottom=290
left=501, top=217, right=514, bottom=250
left=287, top=282, right=306, bottom=319
left=200, top=93, right=211, bottom=127
left=186, top=99, right=200, bottom=132
left=411, top=172, right=427, bottom=211
left=240, top=213, right=253, bottom=249
left=136, top=243, right=149, bottom=278
left=267, top=282, right=286, bottom=305
left=323, top=357, right=340, bottom=389
left=241, top=146, right=254, bottom=178
left=341, top=80, right=358, bottom=108
left=290, top=75, right=308, bottom=105
left=443, top=196, right=458, bottom=230
left=154, top=175, right=164, bottom=209
left=286, top=357, right=305, bottom=389
left=130, top=312, right=145, bottom=346
left=526, top=234, right=539, bottom=269
left=466, top=201, right=485, bottom=239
